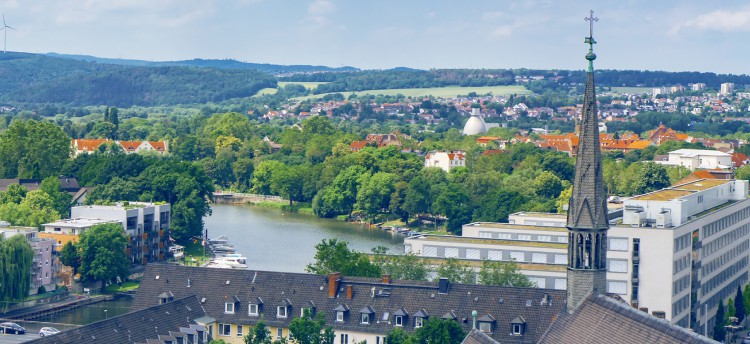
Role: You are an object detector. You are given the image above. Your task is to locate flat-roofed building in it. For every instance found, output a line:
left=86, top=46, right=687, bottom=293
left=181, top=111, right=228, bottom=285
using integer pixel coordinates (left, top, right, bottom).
left=655, top=149, right=732, bottom=171
left=0, top=225, right=56, bottom=295
left=405, top=178, right=750, bottom=332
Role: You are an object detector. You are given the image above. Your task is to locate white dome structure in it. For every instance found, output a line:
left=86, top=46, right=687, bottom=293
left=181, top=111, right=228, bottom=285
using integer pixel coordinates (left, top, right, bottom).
left=462, top=108, right=487, bottom=135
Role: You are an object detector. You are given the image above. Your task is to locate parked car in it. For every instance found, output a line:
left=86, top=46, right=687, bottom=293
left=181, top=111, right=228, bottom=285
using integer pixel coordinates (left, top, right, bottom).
left=39, top=327, right=60, bottom=336
left=0, top=322, right=25, bottom=334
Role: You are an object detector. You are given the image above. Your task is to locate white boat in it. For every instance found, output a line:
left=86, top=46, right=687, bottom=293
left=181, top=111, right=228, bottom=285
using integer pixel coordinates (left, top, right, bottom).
left=208, top=235, right=231, bottom=245
left=213, top=255, right=248, bottom=269
left=169, top=244, right=185, bottom=260
left=211, top=244, right=235, bottom=253
left=205, top=261, right=233, bottom=269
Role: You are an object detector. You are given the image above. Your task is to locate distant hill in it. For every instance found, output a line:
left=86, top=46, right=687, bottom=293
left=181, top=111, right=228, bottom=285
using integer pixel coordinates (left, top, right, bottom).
left=45, top=53, right=359, bottom=74
left=0, top=52, right=277, bottom=106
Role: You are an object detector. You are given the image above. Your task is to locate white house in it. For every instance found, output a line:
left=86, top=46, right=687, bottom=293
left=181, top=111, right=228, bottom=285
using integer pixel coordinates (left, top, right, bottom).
left=424, top=151, right=465, bottom=172
left=655, top=149, right=733, bottom=170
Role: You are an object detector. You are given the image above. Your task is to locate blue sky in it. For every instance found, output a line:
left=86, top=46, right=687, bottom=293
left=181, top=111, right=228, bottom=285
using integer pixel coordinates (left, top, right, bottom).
left=2, top=0, right=750, bottom=74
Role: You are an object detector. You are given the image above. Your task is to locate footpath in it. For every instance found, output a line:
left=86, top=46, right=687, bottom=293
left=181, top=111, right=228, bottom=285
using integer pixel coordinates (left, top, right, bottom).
left=0, top=294, right=109, bottom=321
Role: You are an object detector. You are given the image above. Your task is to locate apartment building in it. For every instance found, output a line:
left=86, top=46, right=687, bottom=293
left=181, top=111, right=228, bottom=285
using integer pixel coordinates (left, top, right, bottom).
left=405, top=178, right=750, bottom=332
left=424, top=151, right=466, bottom=172
left=0, top=225, right=56, bottom=295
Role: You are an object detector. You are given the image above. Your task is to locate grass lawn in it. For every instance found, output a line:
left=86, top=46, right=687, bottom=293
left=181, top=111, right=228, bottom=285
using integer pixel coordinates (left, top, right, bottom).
left=256, top=87, right=278, bottom=96
left=278, top=81, right=329, bottom=89
left=294, top=85, right=531, bottom=101
left=104, top=281, right=140, bottom=294
left=181, top=239, right=211, bottom=266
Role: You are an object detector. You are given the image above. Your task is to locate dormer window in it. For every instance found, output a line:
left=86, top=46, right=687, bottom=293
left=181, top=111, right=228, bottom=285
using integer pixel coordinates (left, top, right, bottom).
left=249, top=303, right=259, bottom=316
left=510, top=316, right=526, bottom=336
left=393, top=308, right=408, bottom=327
left=414, top=309, right=429, bottom=328
left=334, top=304, right=349, bottom=322
left=158, top=291, right=174, bottom=305
left=225, top=302, right=235, bottom=314
left=477, top=314, right=496, bottom=334
left=277, top=306, right=288, bottom=318
left=359, top=306, right=375, bottom=325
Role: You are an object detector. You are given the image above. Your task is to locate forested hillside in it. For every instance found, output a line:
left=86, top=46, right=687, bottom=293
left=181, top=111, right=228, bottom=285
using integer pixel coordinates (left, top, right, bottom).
left=0, top=52, right=276, bottom=106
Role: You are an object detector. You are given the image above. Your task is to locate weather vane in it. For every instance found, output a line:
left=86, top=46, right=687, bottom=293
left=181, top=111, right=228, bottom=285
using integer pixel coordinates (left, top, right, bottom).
left=585, top=10, right=598, bottom=39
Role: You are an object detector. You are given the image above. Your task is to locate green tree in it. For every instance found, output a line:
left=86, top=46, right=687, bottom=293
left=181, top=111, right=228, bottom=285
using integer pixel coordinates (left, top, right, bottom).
left=0, top=184, right=27, bottom=204
left=385, top=328, right=411, bottom=344
left=714, top=299, right=726, bottom=341
left=556, top=186, right=573, bottom=213
left=411, top=318, right=466, bottom=344
left=632, top=162, right=670, bottom=195
left=435, top=258, right=475, bottom=284
left=233, top=158, right=255, bottom=192
left=77, top=223, right=130, bottom=291
left=306, top=239, right=380, bottom=278
left=59, top=241, right=81, bottom=275
left=728, top=298, right=736, bottom=321
left=372, top=247, right=428, bottom=281
left=533, top=171, right=563, bottom=198
left=244, top=321, right=272, bottom=344
left=477, top=259, right=534, bottom=287
left=736, top=286, right=746, bottom=322
left=0, top=235, right=34, bottom=309
left=0, top=120, right=71, bottom=179
left=432, top=183, right=472, bottom=235
left=40, top=176, right=73, bottom=217
left=356, top=172, right=397, bottom=222
left=288, top=311, right=335, bottom=344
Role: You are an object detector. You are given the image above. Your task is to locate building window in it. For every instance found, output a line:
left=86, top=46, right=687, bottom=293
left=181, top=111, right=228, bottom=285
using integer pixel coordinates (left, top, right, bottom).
left=479, top=322, right=492, bottom=333
left=225, top=302, right=235, bottom=314
left=415, top=317, right=423, bottom=328
left=277, top=306, right=287, bottom=318
left=340, top=334, right=349, bottom=344
left=608, top=259, right=628, bottom=273
left=395, top=315, right=404, bottom=326
left=219, top=323, right=231, bottom=336
left=607, top=281, right=628, bottom=295
left=512, top=324, right=522, bottom=335
left=301, top=307, right=311, bottom=317
left=249, top=303, right=259, bottom=316
left=361, top=313, right=370, bottom=324
left=336, top=311, right=344, bottom=322
left=277, top=328, right=283, bottom=339
left=609, top=238, right=628, bottom=251
left=237, top=325, right=243, bottom=337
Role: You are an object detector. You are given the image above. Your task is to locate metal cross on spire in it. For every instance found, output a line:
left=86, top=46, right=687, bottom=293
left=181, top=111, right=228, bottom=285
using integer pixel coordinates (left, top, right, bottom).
left=585, top=10, right=598, bottom=39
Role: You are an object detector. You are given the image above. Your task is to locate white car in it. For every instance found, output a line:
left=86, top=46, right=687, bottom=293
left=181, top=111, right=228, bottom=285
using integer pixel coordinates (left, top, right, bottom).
left=39, top=327, right=60, bottom=336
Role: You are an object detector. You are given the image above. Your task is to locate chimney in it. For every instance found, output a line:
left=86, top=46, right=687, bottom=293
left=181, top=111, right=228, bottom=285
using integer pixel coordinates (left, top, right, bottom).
left=381, top=274, right=391, bottom=284
left=328, top=272, right=341, bottom=298
left=438, top=278, right=450, bottom=294
left=346, top=285, right=353, bottom=300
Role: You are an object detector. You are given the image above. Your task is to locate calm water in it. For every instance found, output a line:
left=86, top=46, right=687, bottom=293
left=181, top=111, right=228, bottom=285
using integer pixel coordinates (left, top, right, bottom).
left=203, top=204, right=405, bottom=272
left=34, top=296, right=133, bottom=325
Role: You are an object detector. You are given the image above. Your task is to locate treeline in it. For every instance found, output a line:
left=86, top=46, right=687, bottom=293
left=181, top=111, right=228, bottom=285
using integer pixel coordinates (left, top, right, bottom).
left=560, top=69, right=750, bottom=88
left=0, top=52, right=277, bottom=106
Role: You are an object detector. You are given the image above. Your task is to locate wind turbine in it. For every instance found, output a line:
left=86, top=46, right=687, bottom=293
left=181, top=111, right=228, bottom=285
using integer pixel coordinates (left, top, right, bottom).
left=0, top=14, right=17, bottom=53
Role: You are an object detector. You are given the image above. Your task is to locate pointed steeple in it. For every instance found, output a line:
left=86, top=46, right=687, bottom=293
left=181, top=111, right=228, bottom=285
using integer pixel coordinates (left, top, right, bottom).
left=566, top=10, right=609, bottom=313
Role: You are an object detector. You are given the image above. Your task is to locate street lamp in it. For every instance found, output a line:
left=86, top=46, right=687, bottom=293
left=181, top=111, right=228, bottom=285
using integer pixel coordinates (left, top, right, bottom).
left=104, top=309, right=108, bottom=319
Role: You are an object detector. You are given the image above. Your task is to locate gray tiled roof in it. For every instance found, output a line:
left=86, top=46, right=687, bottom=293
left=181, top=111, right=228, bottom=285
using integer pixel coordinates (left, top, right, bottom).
left=462, top=329, right=500, bottom=344
left=538, top=294, right=719, bottom=344
left=27, top=296, right=206, bottom=344
left=133, top=264, right=567, bottom=344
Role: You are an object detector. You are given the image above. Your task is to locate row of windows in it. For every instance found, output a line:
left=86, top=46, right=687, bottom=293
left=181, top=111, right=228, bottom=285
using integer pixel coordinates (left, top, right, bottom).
left=703, top=240, right=749, bottom=278
left=704, top=273, right=748, bottom=310
left=674, top=233, right=691, bottom=253
left=477, top=231, right=568, bottom=243
left=674, top=315, right=689, bottom=328
left=702, top=205, right=750, bottom=239
left=421, top=246, right=567, bottom=265
left=701, top=257, right=748, bottom=296
left=673, top=255, right=690, bottom=275
left=673, top=274, right=690, bottom=296
left=702, top=224, right=750, bottom=257
left=672, top=294, right=690, bottom=316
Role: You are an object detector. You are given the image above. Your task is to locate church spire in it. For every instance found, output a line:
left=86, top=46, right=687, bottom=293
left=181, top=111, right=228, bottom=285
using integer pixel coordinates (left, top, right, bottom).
left=566, top=10, right=609, bottom=313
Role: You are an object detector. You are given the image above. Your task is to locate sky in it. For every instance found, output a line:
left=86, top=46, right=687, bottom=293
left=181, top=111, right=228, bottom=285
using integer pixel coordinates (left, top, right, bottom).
left=2, top=0, right=750, bottom=74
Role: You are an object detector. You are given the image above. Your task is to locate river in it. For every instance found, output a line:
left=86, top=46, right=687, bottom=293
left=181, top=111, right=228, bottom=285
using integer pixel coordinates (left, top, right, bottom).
left=41, top=204, right=402, bottom=325
left=203, top=204, right=405, bottom=272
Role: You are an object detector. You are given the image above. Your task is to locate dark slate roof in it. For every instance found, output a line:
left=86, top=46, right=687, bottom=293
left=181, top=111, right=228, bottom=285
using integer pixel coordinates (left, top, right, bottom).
left=27, top=296, right=206, bottom=344
left=538, top=294, right=719, bottom=344
left=133, top=264, right=567, bottom=344
left=462, top=329, right=500, bottom=344
left=0, top=178, right=81, bottom=193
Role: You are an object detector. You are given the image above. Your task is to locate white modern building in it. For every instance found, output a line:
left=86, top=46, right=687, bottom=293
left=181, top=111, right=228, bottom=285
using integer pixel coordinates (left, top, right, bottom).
left=424, top=151, right=466, bottom=172
left=721, top=83, right=735, bottom=95
left=462, top=108, right=487, bottom=136
left=42, top=202, right=171, bottom=265
left=655, top=149, right=732, bottom=170
left=405, top=178, right=750, bottom=332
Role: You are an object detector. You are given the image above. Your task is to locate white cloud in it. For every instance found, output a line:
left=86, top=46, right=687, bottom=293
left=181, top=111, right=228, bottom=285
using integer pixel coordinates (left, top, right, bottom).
left=671, top=8, right=750, bottom=34
left=491, top=25, right=514, bottom=37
